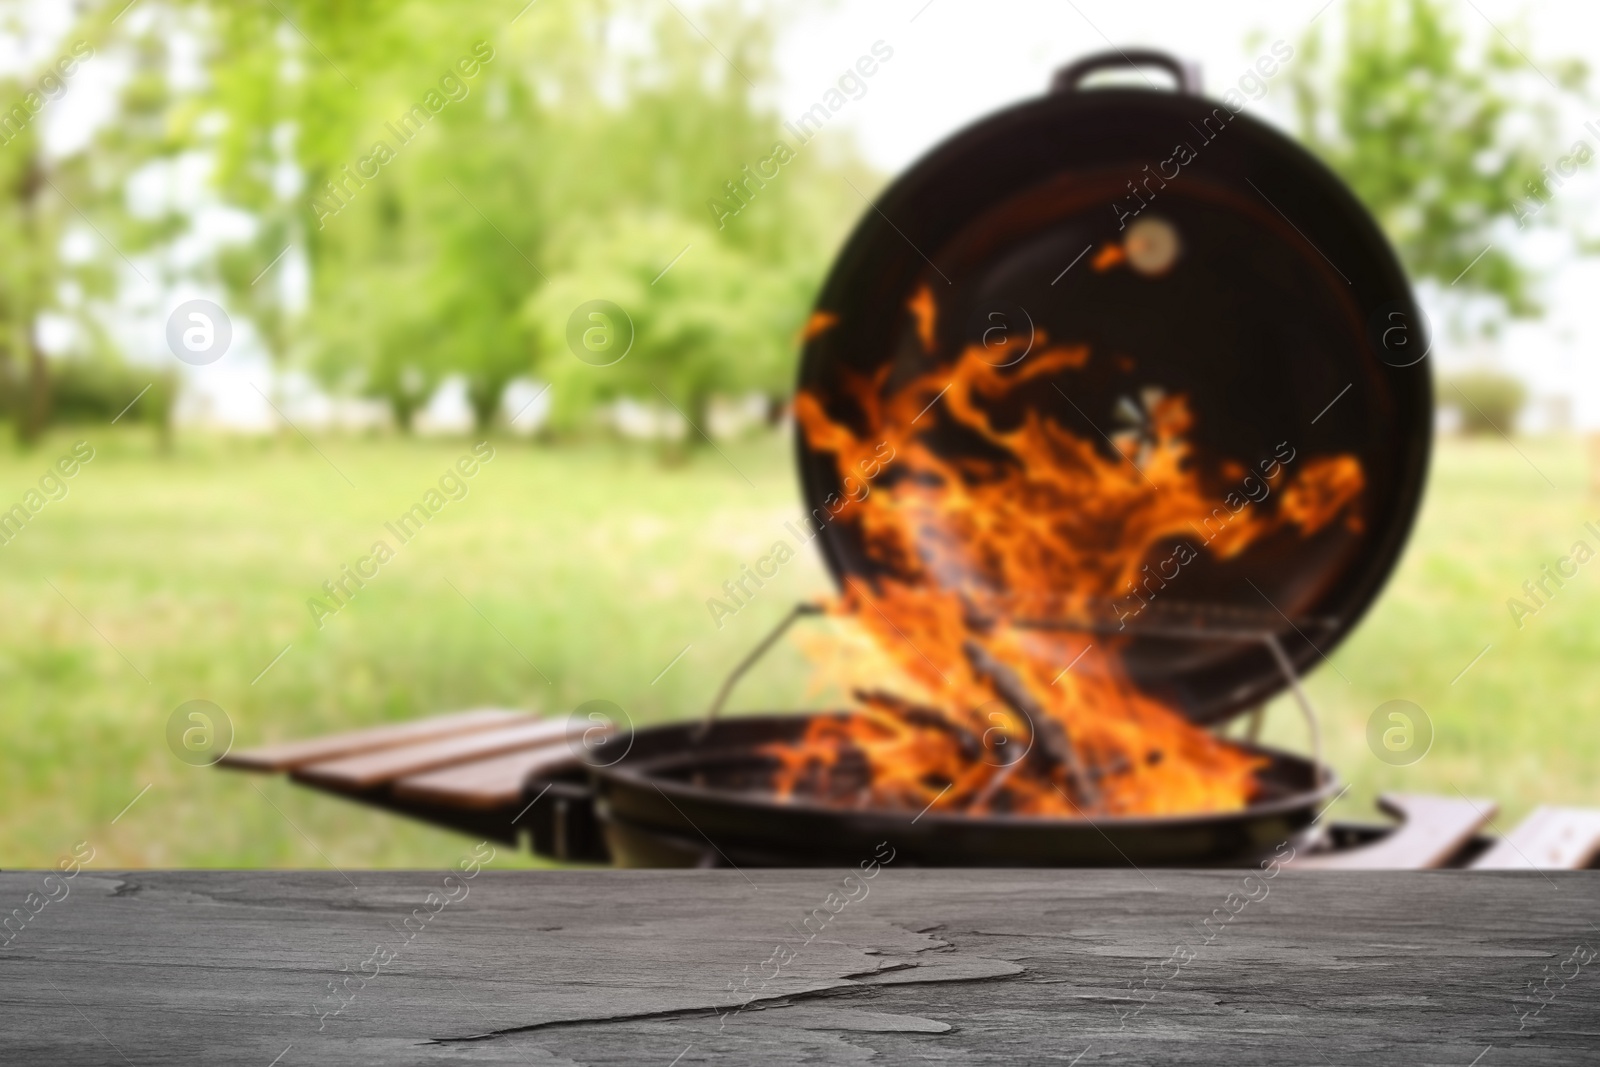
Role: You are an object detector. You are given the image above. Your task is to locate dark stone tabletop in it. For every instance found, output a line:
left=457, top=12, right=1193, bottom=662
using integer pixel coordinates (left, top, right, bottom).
left=2, top=868, right=1596, bottom=1065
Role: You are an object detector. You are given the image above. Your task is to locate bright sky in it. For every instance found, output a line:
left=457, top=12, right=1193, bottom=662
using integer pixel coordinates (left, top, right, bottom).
left=775, top=0, right=1598, bottom=171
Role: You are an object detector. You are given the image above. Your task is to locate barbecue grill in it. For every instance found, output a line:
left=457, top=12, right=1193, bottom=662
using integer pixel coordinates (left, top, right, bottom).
left=220, top=707, right=1600, bottom=870
left=217, top=52, right=1559, bottom=870
left=570, top=48, right=1427, bottom=865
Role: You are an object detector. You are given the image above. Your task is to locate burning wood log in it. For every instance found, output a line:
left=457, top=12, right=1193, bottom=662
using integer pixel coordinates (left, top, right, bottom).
left=961, top=640, right=1100, bottom=811
left=852, top=689, right=984, bottom=764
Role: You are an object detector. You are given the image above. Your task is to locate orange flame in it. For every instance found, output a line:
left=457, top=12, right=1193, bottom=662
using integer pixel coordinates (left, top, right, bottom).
left=773, top=291, right=1366, bottom=819
left=1091, top=242, right=1127, bottom=271
left=800, top=311, right=840, bottom=343
left=907, top=286, right=938, bottom=353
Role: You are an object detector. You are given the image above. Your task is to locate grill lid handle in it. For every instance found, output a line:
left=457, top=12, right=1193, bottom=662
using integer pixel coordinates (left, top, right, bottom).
left=1051, top=49, right=1202, bottom=96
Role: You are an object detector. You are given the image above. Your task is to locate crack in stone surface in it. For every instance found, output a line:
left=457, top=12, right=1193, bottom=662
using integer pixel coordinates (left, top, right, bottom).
left=426, top=946, right=1024, bottom=1046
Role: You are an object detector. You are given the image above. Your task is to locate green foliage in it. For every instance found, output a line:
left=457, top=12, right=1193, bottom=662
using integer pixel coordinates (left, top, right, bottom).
left=1443, top=369, right=1527, bottom=435
left=199, top=0, right=513, bottom=422
left=195, top=0, right=862, bottom=433
left=0, top=0, right=870, bottom=439
left=526, top=210, right=809, bottom=438
left=1287, top=0, right=1588, bottom=324
left=0, top=1, right=193, bottom=444
left=46, top=359, right=176, bottom=431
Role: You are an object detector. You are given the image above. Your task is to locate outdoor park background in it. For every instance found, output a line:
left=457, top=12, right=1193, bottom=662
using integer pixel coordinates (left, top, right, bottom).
left=2, top=0, right=1599, bottom=868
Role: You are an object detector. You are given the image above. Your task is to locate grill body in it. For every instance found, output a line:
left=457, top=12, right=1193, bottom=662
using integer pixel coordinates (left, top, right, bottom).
left=577, top=714, right=1336, bottom=868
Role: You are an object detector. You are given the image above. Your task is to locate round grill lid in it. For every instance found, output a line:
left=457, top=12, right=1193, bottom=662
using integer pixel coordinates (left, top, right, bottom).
left=793, top=52, right=1432, bottom=726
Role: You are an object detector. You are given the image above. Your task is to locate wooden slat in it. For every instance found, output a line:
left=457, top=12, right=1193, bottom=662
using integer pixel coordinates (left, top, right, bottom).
left=391, top=745, right=582, bottom=810
left=292, top=716, right=581, bottom=791
left=1472, top=806, right=1600, bottom=870
left=218, top=708, right=530, bottom=772
left=1289, top=793, right=1496, bottom=870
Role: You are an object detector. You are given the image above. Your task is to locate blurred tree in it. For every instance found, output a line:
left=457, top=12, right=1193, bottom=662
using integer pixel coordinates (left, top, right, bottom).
left=516, top=1, right=868, bottom=444
left=201, top=0, right=458, bottom=425
left=199, top=0, right=868, bottom=435
left=0, top=0, right=163, bottom=445
left=1287, top=0, right=1588, bottom=328
left=1443, top=368, right=1527, bottom=435
left=0, top=125, right=65, bottom=444
left=200, top=1, right=612, bottom=430
left=49, top=357, right=178, bottom=444
left=394, top=0, right=848, bottom=434
left=525, top=210, right=807, bottom=444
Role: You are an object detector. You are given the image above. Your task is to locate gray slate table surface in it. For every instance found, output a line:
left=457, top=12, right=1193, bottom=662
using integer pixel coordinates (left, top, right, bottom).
left=2, top=869, right=1597, bottom=1065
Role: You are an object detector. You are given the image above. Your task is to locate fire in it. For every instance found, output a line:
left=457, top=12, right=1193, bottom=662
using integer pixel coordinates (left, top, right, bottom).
left=800, top=311, right=840, bottom=343
left=1091, top=242, right=1126, bottom=271
left=770, top=288, right=1366, bottom=819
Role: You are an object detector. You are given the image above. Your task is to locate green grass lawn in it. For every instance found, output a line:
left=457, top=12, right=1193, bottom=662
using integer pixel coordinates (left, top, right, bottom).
left=1, top=428, right=1596, bottom=868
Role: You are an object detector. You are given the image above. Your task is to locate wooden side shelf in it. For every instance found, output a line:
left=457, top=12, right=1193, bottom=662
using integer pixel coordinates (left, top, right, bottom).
left=1471, top=806, right=1600, bottom=870
left=1288, top=793, right=1496, bottom=870
left=219, top=708, right=582, bottom=844
left=217, top=707, right=529, bottom=772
